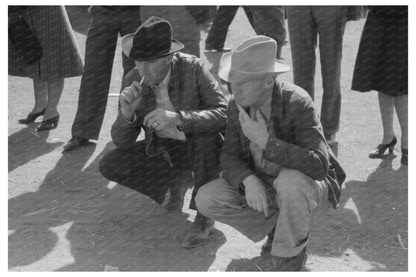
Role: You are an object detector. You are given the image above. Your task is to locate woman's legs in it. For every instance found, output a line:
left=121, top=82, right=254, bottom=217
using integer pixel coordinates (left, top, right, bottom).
left=393, top=94, right=408, bottom=149
left=44, top=78, right=64, bottom=120
left=31, top=78, right=48, bottom=114
left=378, top=92, right=396, bottom=144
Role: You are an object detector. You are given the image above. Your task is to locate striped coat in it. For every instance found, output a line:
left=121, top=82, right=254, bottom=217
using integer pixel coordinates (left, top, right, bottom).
left=8, top=6, right=83, bottom=80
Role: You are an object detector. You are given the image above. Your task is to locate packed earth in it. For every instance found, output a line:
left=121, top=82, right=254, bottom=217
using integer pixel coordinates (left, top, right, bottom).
left=8, top=8, right=408, bottom=271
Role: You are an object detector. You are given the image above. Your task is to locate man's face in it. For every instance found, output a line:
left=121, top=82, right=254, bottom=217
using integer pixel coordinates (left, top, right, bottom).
left=230, top=75, right=269, bottom=108
left=135, top=55, right=171, bottom=86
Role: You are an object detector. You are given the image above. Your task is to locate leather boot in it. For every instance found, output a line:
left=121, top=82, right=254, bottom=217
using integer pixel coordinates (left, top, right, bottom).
left=182, top=212, right=214, bottom=249
left=270, top=247, right=307, bottom=271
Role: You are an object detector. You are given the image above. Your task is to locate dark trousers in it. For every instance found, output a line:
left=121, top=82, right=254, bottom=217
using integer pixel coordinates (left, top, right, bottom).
left=71, top=7, right=141, bottom=140
left=287, top=6, right=347, bottom=136
left=247, top=6, right=286, bottom=58
left=205, top=6, right=238, bottom=50
left=99, top=140, right=191, bottom=205
left=205, top=6, right=285, bottom=58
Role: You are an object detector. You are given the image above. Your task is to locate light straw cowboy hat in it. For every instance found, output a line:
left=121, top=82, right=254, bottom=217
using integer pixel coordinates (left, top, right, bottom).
left=121, top=16, right=184, bottom=61
left=218, top=35, right=290, bottom=82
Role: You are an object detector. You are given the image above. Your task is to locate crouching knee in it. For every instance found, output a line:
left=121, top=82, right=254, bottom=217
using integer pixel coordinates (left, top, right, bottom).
left=195, top=178, right=227, bottom=217
left=273, top=168, right=318, bottom=209
left=195, top=182, right=215, bottom=216
left=98, top=150, right=119, bottom=181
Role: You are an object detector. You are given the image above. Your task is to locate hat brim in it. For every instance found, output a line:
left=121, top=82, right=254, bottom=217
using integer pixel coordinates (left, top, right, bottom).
left=121, top=33, right=184, bottom=61
left=218, top=52, right=290, bottom=83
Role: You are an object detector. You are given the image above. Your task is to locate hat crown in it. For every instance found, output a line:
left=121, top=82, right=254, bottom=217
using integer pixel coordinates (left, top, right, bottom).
left=129, top=16, right=176, bottom=60
left=231, top=36, right=277, bottom=74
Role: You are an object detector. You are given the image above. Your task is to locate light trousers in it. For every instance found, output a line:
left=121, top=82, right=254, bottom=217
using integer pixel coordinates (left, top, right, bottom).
left=196, top=168, right=328, bottom=257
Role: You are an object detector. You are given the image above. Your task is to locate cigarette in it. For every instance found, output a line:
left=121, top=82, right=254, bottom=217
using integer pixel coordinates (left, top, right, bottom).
left=139, top=76, right=145, bottom=85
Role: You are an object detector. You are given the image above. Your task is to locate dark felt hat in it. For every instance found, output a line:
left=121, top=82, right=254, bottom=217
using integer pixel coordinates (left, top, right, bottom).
left=121, top=16, right=184, bottom=61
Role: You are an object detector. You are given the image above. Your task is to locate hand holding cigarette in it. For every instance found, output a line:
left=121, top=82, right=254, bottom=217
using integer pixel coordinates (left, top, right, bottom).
left=120, top=76, right=145, bottom=121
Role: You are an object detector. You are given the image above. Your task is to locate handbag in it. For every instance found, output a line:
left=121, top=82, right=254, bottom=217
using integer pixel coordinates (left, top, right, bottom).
left=324, top=145, right=346, bottom=209
left=8, top=13, right=42, bottom=65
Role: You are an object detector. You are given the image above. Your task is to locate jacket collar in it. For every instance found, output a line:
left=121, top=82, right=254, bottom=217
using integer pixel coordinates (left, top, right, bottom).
left=168, top=53, right=181, bottom=90
left=271, top=80, right=283, bottom=120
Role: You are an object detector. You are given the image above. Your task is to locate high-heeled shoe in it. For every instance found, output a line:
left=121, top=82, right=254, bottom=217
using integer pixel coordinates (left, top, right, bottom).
left=401, top=148, right=408, bottom=165
left=35, top=115, right=60, bottom=132
left=18, top=109, right=45, bottom=124
left=369, top=136, right=397, bottom=158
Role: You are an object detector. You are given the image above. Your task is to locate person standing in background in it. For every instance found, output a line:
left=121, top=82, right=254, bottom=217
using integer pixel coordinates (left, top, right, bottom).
left=351, top=6, right=408, bottom=165
left=63, top=6, right=141, bottom=151
left=205, top=6, right=286, bottom=58
left=10, top=6, right=83, bottom=131
left=286, top=6, right=348, bottom=156
left=140, top=6, right=203, bottom=58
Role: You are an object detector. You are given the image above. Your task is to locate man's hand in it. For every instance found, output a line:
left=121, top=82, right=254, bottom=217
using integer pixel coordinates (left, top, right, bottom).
left=243, top=175, right=269, bottom=217
left=120, top=80, right=143, bottom=121
left=237, top=104, right=269, bottom=149
left=144, top=108, right=182, bottom=131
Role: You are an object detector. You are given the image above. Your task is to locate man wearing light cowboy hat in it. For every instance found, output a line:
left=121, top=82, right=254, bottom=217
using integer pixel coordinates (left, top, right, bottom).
left=196, top=36, right=345, bottom=270
left=98, top=16, right=227, bottom=248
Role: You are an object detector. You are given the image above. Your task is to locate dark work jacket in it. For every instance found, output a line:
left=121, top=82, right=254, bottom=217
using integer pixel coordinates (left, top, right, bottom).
left=111, top=52, right=228, bottom=205
left=221, top=81, right=330, bottom=188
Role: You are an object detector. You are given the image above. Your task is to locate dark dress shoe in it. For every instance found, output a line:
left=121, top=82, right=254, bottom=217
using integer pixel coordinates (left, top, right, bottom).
left=18, top=109, right=45, bottom=124
left=35, top=115, right=60, bottom=132
left=163, top=186, right=185, bottom=212
left=63, top=136, right=89, bottom=151
left=270, top=247, right=307, bottom=271
left=182, top=212, right=214, bottom=249
left=401, top=148, right=408, bottom=165
left=369, top=136, right=397, bottom=158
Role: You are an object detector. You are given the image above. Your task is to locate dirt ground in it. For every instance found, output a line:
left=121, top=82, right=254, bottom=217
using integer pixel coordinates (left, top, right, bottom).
left=8, top=8, right=408, bottom=271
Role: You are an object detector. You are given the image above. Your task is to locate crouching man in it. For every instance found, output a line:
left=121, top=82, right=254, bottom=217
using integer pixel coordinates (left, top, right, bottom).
left=99, top=17, right=227, bottom=248
left=196, top=36, right=341, bottom=270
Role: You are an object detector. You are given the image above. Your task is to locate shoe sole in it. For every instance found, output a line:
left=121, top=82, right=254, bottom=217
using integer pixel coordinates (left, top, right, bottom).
left=181, top=230, right=214, bottom=249
left=62, top=142, right=92, bottom=152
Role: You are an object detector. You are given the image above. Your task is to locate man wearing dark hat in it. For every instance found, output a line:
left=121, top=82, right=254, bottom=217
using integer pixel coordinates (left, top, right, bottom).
left=98, top=16, right=227, bottom=248
left=196, top=36, right=343, bottom=270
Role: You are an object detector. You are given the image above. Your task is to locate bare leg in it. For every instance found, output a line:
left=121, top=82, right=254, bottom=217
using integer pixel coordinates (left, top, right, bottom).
left=393, top=94, right=408, bottom=149
left=44, top=78, right=64, bottom=120
left=378, top=92, right=395, bottom=144
left=31, top=78, right=48, bottom=114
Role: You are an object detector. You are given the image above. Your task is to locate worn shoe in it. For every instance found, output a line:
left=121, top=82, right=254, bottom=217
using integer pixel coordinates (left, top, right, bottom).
left=182, top=212, right=214, bottom=249
left=18, top=109, right=45, bottom=124
left=35, top=115, right=60, bottom=132
left=63, top=136, right=89, bottom=152
left=163, top=185, right=185, bottom=212
left=270, top=247, right=307, bottom=271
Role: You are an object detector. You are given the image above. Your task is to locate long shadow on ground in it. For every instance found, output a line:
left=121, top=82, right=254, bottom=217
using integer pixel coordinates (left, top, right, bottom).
left=8, top=125, right=64, bottom=172
left=9, top=141, right=225, bottom=271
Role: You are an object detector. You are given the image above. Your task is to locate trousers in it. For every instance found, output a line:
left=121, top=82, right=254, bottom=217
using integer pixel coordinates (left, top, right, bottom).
left=71, top=6, right=141, bottom=140
left=286, top=6, right=347, bottom=136
left=195, top=168, right=329, bottom=257
left=99, top=140, right=191, bottom=205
